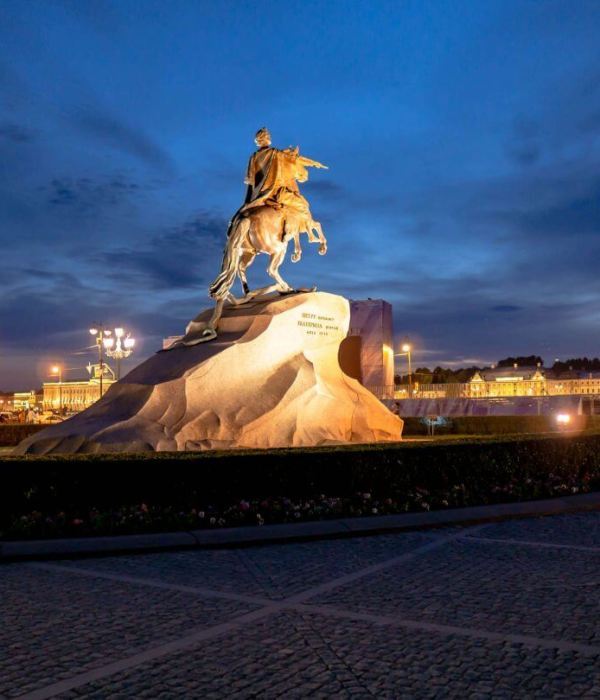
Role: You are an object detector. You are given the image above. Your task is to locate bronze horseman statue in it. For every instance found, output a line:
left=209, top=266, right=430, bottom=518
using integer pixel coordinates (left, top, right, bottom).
left=196, top=127, right=328, bottom=342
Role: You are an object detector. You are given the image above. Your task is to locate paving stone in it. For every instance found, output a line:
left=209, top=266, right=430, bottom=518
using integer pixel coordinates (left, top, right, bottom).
left=55, top=611, right=600, bottom=699
left=4, top=512, right=600, bottom=698
left=479, top=512, right=600, bottom=548
left=0, top=565, right=256, bottom=698
left=60, top=531, right=434, bottom=600
left=311, top=536, right=600, bottom=646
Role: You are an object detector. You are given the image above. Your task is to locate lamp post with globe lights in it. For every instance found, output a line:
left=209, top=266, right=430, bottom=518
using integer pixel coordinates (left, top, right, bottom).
left=103, top=327, right=135, bottom=379
left=89, top=326, right=114, bottom=399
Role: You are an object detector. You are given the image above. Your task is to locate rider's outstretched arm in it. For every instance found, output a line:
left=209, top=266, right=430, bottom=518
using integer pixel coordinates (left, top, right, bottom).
left=298, top=155, right=328, bottom=169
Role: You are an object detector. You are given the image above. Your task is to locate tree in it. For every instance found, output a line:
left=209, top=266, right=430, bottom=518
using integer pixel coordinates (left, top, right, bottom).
left=497, top=355, right=543, bottom=368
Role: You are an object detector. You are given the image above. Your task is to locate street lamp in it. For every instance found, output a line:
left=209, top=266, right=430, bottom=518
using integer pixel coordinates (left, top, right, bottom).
left=89, top=326, right=112, bottom=399
left=104, top=327, right=136, bottom=379
left=396, top=339, right=413, bottom=395
left=50, top=365, right=62, bottom=412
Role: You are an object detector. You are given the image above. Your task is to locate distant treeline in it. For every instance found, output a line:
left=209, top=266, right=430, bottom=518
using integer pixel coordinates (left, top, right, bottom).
left=395, top=356, right=600, bottom=385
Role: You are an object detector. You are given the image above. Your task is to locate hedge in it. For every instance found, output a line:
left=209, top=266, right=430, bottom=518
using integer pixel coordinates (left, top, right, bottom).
left=2, top=432, right=599, bottom=540
left=0, top=424, right=45, bottom=446
left=401, top=415, right=600, bottom=436
left=2, top=415, right=597, bottom=447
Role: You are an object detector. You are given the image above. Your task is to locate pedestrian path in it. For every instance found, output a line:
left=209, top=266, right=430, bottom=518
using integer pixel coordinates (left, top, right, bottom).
left=2, top=512, right=599, bottom=698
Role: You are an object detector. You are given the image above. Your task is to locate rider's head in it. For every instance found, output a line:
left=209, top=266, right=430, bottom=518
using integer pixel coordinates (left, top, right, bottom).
left=254, top=127, right=271, bottom=148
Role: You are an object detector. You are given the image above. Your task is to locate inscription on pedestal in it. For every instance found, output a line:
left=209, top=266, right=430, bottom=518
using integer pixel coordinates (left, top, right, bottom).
left=297, top=311, right=341, bottom=337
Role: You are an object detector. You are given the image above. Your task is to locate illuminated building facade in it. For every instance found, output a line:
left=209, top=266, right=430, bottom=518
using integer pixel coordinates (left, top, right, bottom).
left=42, top=364, right=115, bottom=411
left=465, top=367, right=600, bottom=398
left=12, top=390, right=42, bottom=410
left=387, top=367, right=600, bottom=401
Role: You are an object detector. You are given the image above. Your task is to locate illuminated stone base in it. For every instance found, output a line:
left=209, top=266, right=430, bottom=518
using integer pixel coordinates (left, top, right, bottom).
left=15, top=292, right=403, bottom=454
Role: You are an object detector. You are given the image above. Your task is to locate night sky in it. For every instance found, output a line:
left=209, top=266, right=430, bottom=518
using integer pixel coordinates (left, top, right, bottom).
left=1, top=0, right=599, bottom=390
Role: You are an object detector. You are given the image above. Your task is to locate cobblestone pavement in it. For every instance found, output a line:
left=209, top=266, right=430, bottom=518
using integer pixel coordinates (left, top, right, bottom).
left=2, top=513, right=599, bottom=699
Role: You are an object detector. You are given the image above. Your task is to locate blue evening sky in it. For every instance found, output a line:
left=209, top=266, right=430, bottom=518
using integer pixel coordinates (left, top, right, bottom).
left=1, top=0, right=599, bottom=388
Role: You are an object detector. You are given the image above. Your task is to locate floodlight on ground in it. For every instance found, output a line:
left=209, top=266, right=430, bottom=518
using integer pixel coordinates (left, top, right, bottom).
left=556, top=413, right=571, bottom=425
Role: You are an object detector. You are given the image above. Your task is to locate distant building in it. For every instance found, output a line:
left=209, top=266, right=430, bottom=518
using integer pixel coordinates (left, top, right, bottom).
left=12, top=390, right=42, bottom=410
left=467, top=365, right=546, bottom=397
left=42, top=363, right=115, bottom=411
left=342, top=299, right=394, bottom=396
left=465, top=365, right=600, bottom=398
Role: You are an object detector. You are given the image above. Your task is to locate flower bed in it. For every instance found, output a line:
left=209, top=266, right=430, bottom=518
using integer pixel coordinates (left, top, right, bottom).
left=2, top=432, right=599, bottom=540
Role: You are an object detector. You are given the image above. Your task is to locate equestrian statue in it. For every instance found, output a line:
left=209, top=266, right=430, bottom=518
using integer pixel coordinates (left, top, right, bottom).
left=193, top=127, right=328, bottom=343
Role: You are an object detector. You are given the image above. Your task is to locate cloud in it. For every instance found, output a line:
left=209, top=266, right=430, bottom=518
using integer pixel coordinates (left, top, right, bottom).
left=505, top=117, right=541, bottom=166
left=71, top=107, right=173, bottom=173
left=0, top=122, right=34, bottom=143
left=491, top=305, right=522, bottom=313
left=46, top=175, right=140, bottom=211
left=515, top=182, right=600, bottom=239
left=94, top=211, right=227, bottom=289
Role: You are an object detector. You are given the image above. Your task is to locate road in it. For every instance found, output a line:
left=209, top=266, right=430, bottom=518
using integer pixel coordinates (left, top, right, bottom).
left=2, top=511, right=599, bottom=698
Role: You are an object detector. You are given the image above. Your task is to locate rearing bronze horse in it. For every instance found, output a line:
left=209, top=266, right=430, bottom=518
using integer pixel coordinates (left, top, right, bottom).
left=193, top=130, right=328, bottom=343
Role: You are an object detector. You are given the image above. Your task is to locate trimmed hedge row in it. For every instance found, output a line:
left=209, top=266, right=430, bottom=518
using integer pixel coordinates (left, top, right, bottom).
left=401, top=415, right=600, bottom=436
left=2, top=432, right=599, bottom=539
left=0, top=424, right=45, bottom=446
left=2, top=415, right=597, bottom=447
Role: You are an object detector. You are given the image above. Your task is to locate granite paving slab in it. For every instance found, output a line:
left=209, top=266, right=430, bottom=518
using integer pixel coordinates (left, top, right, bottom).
left=60, top=531, right=435, bottom=600
left=310, top=538, right=600, bottom=647
left=0, top=565, right=257, bottom=698
left=54, top=610, right=600, bottom=699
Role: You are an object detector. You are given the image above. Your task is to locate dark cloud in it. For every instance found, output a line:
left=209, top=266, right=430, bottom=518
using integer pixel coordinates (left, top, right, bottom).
left=71, top=108, right=173, bottom=173
left=46, top=175, right=140, bottom=211
left=94, top=211, right=226, bottom=289
left=303, top=180, right=345, bottom=198
left=505, top=116, right=541, bottom=166
left=516, top=182, right=600, bottom=239
left=492, top=305, right=522, bottom=313
left=59, top=0, right=123, bottom=35
left=0, top=122, right=34, bottom=143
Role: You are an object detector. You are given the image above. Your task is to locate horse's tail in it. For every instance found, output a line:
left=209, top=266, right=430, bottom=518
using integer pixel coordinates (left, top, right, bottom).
left=208, top=216, right=248, bottom=299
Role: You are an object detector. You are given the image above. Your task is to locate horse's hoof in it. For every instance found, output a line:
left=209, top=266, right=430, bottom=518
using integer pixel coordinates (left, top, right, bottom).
left=291, top=253, right=301, bottom=263
left=318, top=245, right=327, bottom=255
left=198, top=328, right=217, bottom=342
left=278, top=288, right=296, bottom=296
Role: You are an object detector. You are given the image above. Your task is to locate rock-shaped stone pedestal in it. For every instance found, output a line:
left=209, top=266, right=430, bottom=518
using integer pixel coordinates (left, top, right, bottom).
left=16, top=292, right=403, bottom=454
